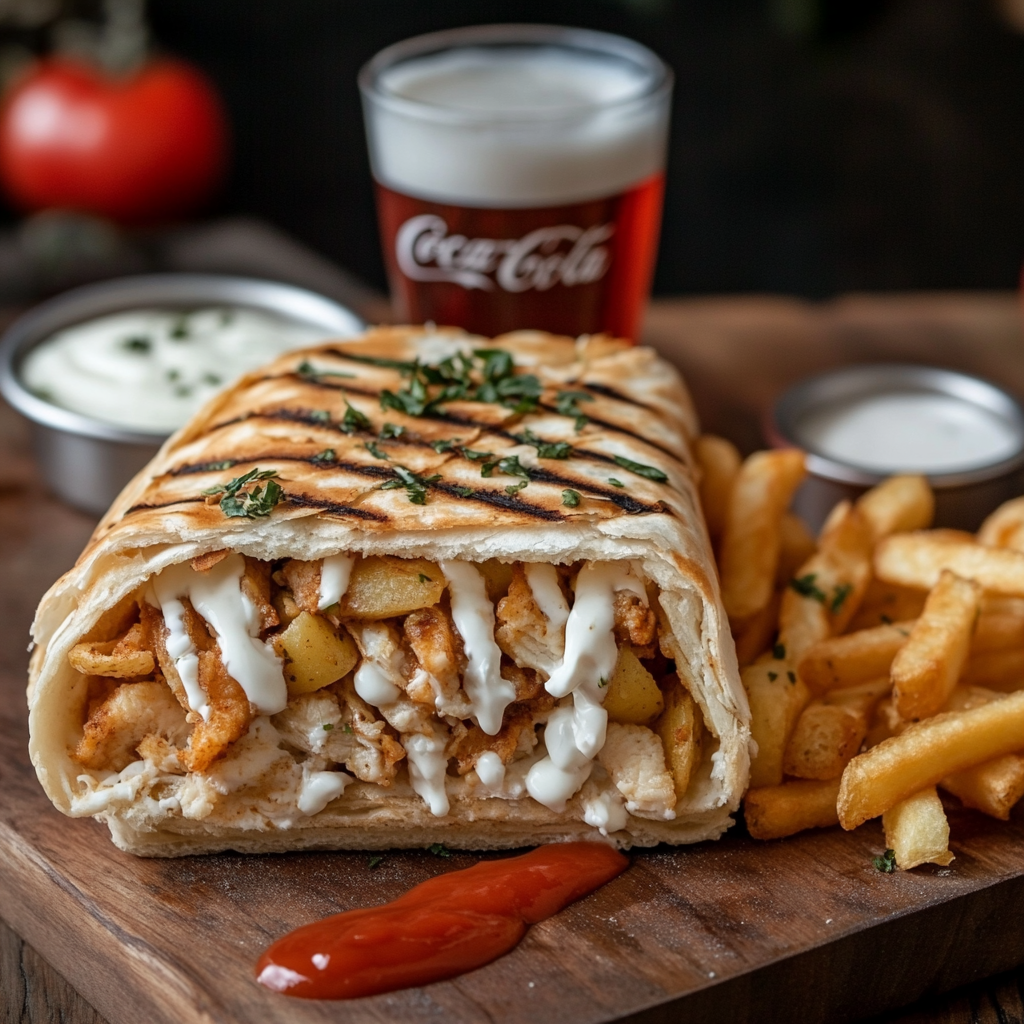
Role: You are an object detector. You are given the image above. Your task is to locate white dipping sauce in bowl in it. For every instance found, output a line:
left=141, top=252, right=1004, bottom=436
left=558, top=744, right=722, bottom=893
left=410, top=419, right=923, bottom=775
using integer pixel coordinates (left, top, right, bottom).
left=21, top=307, right=329, bottom=433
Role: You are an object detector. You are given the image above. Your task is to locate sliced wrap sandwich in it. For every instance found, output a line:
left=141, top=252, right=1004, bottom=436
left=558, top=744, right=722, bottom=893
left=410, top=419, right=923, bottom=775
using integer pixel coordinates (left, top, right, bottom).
left=28, top=327, right=750, bottom=855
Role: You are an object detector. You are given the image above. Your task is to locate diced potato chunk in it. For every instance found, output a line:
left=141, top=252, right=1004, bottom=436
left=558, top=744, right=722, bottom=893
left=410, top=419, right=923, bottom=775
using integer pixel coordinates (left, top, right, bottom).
left=655, top=682, right=703, bottom=798
left=338, top=556, right=445, bottom=620
left=603, top=647, right=664, bottom=725
left=477, top=559, right=515, bottom=602
left=274, top=612, right=358, bottom=696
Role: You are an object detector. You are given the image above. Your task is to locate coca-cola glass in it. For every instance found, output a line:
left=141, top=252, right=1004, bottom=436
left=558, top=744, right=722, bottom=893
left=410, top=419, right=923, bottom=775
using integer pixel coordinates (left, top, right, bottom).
left=359, top=24, right=672, bottom=341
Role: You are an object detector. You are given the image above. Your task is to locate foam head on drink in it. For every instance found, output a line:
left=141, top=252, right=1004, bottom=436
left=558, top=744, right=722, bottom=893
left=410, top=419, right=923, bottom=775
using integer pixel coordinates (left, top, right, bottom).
left=361, top=28, right=672, bottom=340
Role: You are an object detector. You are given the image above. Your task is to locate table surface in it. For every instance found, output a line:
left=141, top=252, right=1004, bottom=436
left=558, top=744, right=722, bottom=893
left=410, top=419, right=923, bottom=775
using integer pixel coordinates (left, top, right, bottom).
left=3, top=291, right=1024, bottom=1024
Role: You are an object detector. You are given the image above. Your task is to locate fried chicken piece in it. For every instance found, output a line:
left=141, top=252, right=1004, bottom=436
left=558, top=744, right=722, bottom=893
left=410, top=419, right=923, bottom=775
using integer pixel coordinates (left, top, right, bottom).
left=137, top=734, right=186, bottom=774
left=613, top=591, right=656, bottom=648
left=501, top=660, right=546, bottom=702
left=73, top=680, right=189, bottom=772
left=403, top=606, right=463, bottom=705
left=140, top=599, right=214, bottom=721
left=337, top=678, right=405, bottom=784
left=181, top=649, right=254, bottom=773
left=495, top=564, right=566, bottom=676
left=69, top=621, right=155, bottom=679
left=241, top=556, right=279, bottom=633
left=449, top=702, right=542, bottom=775
left=597, top=722, right=676, bottom=818
left=280, top=558, right=322, bottom=616
left=191, top=549, right=230, bottom=573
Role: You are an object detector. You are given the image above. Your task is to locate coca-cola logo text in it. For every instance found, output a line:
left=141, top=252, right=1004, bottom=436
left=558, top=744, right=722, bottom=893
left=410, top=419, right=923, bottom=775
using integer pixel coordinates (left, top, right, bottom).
left=395, top=214, right=614, bottom=293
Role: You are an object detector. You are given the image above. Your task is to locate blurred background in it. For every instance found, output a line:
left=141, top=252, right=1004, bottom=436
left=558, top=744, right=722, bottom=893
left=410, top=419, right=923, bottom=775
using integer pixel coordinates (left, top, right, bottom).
left=0, top=0, right=1021, bottom=303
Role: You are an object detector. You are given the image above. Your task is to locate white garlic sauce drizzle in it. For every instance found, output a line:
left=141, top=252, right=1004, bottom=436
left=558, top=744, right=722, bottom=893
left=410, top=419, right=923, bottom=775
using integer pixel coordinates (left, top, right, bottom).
left=147, top=554, right=287, bottom=716
left=583, top=786, right=629, bottom=836
left=474, top=750, right=506, bottom=795
left=155, top=594, right=207, bottom=721
left=352, top=622, right=404, bottom=705
left=298, top=767, right=352, bottom=815
left=404, top=729, right=450, bottom=816
left=529, top=560, right=648, bottom=813
left=524, top=562, right=570, bottom=632
left=318, top=553, right=354, bottom=610
left=440, top=560, right=516, bottom=735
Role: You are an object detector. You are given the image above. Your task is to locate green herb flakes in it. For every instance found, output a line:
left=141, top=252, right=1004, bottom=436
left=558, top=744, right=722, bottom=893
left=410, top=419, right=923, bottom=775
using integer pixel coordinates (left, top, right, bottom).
left=790, top=573, right=827, bottom=602
left=381, top=465, right=441, bottom=505
left=452, top=486, right=475, bottom=498
left=322, top=723, right=334, bottom=731
left=379, top=422, right=406, bottom=439
left=562, top=489, right=581, bottom=508
left=341, top=401, right=371, bottom=434
left=787, top=671, right=796, bottom=683
left=364, top=441, right=389, bottom=460
left=418, top=573, right=431, bottom=583
left=431, top=438, right=459, bottom=453
left=608, top=478, right=624, bottom=488
left=555, top=390, right=594, bottom=431
left=505, top=480, right=529, bottom=496
left=202, top=468, right=284, bottom=519
left=481, top=455, right=530, bottom=480
left=311, top=448, right=336, bottom=464
left=309, top=409, right=331, bottom=424
left=773, top=642, right=786, bottom=660
left=343, top=723, right=353, bottom=735
left=461, top=448, right=493, bottom=461
left=767, top=671, right=778, bottom=681
left=873, top=849, right=897, bottom=873
left=296, top=359, right=355, bottom=379
left=428, top=843, right=452, bottom=858
left=613, top=455, right=668, bottom=482
left=368, top=855, right=384, bottom=870
left=514, top=428, right=573, bottom=460
left=121, top=336, right=151, bottom=353
left=830, top=583, right=854, bottom=614
left=880, top=614, right=893, bottom=625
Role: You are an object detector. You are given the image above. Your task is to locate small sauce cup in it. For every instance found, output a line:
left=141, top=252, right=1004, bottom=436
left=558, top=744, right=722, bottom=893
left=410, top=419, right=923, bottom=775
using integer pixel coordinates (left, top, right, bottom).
left=0, top=274, right=364, bottom=515
left=768, top=364, right=1024, bottom=531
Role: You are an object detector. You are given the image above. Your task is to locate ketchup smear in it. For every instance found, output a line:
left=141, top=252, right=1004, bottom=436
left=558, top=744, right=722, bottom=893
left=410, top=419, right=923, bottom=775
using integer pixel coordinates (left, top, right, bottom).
left=256, top=842, right=628, bottom=1000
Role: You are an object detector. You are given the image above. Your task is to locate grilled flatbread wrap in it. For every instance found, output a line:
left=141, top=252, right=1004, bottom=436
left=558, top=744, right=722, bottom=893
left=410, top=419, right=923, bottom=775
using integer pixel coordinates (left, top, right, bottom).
left=28, top=327, right=749, bottom=856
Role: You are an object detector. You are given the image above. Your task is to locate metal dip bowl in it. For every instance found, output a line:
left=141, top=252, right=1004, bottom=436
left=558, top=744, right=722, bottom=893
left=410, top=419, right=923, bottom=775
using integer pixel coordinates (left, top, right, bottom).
left=768, top=364, right=1024, bottom=532
left=0, top=274, right=365, bottom=515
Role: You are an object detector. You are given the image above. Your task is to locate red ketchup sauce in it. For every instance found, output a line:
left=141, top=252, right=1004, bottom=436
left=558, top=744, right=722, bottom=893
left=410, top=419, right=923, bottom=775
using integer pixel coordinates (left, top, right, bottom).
left=256, top=842, right=628, bottom=1000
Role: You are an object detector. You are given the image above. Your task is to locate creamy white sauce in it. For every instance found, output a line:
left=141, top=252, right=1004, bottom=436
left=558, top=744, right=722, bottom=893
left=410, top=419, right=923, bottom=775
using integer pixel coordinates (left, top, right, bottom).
left=22, top=307, right=332, bottom=433
left=526, top=704, right=593, bottom=812
left=354, top=661, right=402, bottom=705
left=583, top=786, right=629, bottom=836
left=147, top=554, right=287, bottom=716
left=524, top=562, right=570, bottom=632
left=798, top=392, right=1022, bottom=474
left=440, top=560, right=516, bottom=735
left=404, top=729, right=450, bottom=816
left=297, top=767, right=351, bottom=815
left=352, top=622, right=405, bottom=705
left=318, top=554, right=355, bottom=610
left=474, top=750, right=506, bottom=795
left=156, top=593, right=207, bottom=721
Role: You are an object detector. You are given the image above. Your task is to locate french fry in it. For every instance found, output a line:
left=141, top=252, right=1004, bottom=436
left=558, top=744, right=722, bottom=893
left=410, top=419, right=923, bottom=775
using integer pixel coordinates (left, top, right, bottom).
left=719, top=449, right=806, bottom=621
left=891, top=570, right=980, bottom=721
left=776, top=513, right=817, bottom=588
left=744, top=778, right=841, bottom=840
left=960, top=649, right=1024, bottom=692
left=981, top=594, right=1024, bottom=617
left=782, top=679, right=889, bottom=780
left=778, top=504, right=874, bottom=658
left=742, top=658, right=811, bottom=788
left=847, top=580, right=928, bottom=631
left=864, top=695, right=905, bottom=749
left=694, top=434, right=742, bottom=542
left=978, top=496, right=1024, bottom=551
left=972, top=612, right=1024, bottom=653
left=857, top=474, right=934, bottom=540
left=882, top=787, right=954, bottom=869
left=798, top=620, right=914, bottom=694
left=941, top=755, right=1024, bottom=820
left=734, top=589, right=781, bottom=668
left=874, top=534, right=1024, bottom=595
left=837, top=688, right=1024, bottom=829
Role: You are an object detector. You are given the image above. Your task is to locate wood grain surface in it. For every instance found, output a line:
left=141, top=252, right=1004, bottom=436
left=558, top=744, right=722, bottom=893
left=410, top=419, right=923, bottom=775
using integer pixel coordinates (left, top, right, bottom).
left=3, top=293, right=1024, bottom=1024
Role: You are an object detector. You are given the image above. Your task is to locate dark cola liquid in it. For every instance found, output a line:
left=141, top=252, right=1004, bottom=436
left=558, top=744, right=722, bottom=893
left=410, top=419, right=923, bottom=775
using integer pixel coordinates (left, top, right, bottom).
left=375, top=173, right=664, bottom=342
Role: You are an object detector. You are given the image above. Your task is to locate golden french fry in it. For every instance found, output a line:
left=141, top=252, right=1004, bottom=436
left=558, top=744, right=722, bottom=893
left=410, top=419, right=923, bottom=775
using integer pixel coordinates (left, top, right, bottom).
left=742, top=658, right=810, bottom=788
left=778, top=504, right=874, bottom=657
left=882, top=787, right=954, bottom=869
left=719, top=449, right=806, bottom=621
left=960, top=648, right=1024, bottom=692
left=744, top=777, right=841, bottom=840
left=972, top=612, right=1024, bottom=653
left=981, top=594, right=1024, bottom=617
left=864, top=695, right=905, bottom=749
left=857, top=475, right=934, bottom=540
left=874, top=534, right=1024, bottom=595
left=941, top=755, right=1024, bottom=820
left=819, top=499, right=852, bottom=540
left=944, top=683, right=1003, bottom=711
left=837, top=689, right=1024, bottom=829
left=978, top=496, right=1024, bottom=551
left=734, top=590, right=782, bottom=668
left=656, top=684, right=704, bottom=799
left=847, top=580, right=928, bottom=631
left=798, top=620, right=914, bottom=694
left=776, top=513, right=817, bottom=589
left=891, top=570, right=980, bottom=721
left=694, top=434, right=742, bottom=542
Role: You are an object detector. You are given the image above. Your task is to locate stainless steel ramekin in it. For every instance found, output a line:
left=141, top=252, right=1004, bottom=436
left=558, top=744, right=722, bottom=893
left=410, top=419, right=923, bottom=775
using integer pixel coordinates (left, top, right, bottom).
left=767, top=364, right=1024, bottom=532
left=0, top=274, right=364, bottom=515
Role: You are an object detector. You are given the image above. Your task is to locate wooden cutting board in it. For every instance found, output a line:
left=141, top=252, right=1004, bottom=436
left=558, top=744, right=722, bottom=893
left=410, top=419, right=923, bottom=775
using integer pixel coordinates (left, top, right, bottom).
left=5, top=294, right=1024, bottom=1024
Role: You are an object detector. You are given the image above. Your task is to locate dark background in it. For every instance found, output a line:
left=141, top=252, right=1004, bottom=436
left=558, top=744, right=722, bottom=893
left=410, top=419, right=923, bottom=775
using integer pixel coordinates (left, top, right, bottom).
left=12, top=0, right=1024, bottom=299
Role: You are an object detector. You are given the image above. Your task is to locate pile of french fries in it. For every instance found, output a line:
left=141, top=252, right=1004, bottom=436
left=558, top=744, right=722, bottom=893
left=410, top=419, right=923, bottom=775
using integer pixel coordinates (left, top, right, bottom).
left=695, top=436, right=1024, bottom=870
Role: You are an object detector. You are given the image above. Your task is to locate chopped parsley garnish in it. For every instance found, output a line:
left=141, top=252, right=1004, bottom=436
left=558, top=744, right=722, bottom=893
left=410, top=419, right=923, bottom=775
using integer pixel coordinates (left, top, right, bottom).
left=202, top=468, right=283, bottom=519
left=773, top=642, right=786, bottom=660
left=880, top=614, right=893, bottom=625
left=169, top=316, right=190, bottom=339
left=790, top=573, right=826, bottom=602
left=598, top=676, right=608, bottom=688
left=309, top=409, right=331, bottom=424
left=296, top=359, right=355, bottom=379
left=428, top=842, right=452, bottom=858
left=514, top=429, right=573, bottom=460
left=379, top=422, right=406, bottom=439
left=608, top=478, right=624, bottom=488
left=481, top=455, right=529, bottom=479
left=767, top=671, right=778, bottom=681
left=787, top=671, right=797, bottom=683
left=368, top=855, right=385, bottom=869
left=322, top=723, right=334, bottom=731
left=339, top=352, right=417, bottom=371
left=343, top=723, right=353, bottom=734
left=381, top=465, right=440, bottom=505
left=461, top=448, right=493, bottom=461
left=505, top=480, right=529, bottom=496
left=830, top=583, right=854, bottom=614
left=202, top=373, right=222, bottom=386
left=341, top=401, right=371, bottom=434
left=873, top=849, right=897, bottom=873
left=431, top=438, right=459, bottom=453
left=452, top=486, right=475, bottom=498
left=613, top=455, right=668, bottom=483
left=311, top=448, right=336, bottom=464
left=121, top=335, right=151, bottom=352
left=364, top=441, right=389, bottom=460
left=555, top=390, right=594, bottom=431
left=418, top=573, right=431, bottom=583
left=203, top=460, right=234, bottom=471
left=562, top=489, right=581, bottom=508
left=166, top=369, right=180, bottom=381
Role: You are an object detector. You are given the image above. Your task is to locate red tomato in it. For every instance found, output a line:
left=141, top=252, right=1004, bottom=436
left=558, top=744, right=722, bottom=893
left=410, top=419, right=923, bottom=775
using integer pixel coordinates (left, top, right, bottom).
left=0, top=57, right=228, bottom=223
